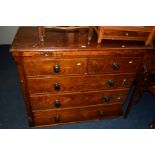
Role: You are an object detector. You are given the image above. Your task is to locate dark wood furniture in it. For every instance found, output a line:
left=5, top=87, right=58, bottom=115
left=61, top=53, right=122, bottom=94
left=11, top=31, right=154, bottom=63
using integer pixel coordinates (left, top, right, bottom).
left=124, top=51, right=155, bottom=120
left=94, top=26, right=155, bottom=45
left=11, top=27, right=155, bottom=127
left=39, top=26, right=94, bottom=45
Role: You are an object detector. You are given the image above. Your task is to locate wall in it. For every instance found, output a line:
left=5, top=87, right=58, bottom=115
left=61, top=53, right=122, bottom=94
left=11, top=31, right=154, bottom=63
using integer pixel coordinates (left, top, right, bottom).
left=0, top=26, right=19, bottom=45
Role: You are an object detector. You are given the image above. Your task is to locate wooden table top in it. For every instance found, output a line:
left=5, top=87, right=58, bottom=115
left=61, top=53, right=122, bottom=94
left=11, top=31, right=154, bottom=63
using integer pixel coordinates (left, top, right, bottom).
left=11, top=27, right=154, bottom=52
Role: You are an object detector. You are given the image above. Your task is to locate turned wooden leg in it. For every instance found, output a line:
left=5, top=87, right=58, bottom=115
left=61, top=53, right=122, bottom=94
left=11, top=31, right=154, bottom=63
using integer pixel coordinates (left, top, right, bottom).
left=145, top=27, right=155, bottom=46
left=97, top=26, right=104, bottom=44
left=39, top=26, right=45, bottom=42
left=87, top=27, right=94, bottom=45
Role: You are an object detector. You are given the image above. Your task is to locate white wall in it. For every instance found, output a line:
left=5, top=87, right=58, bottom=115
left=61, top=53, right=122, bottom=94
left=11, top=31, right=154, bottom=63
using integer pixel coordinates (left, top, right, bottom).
left=0, top=26, right=19, bottom=44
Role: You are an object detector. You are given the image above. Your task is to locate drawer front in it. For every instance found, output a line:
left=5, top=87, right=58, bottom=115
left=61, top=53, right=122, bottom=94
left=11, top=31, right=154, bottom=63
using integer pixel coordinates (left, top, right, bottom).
left=33, top=103, right=123, bottom=126
left=30, top=89, right=128, bottom=110
left=88, top=57, right=142, bottom=74
left=27, top=73, right=135, bottom=94
left=103, top=30, right=149, bottom=40
left=23, top=58, right=87, bottom=76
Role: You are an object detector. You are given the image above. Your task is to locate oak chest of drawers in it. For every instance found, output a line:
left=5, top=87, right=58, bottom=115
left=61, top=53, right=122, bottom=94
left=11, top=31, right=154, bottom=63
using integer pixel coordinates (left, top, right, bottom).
left=11, top=27, right=154, bottom=127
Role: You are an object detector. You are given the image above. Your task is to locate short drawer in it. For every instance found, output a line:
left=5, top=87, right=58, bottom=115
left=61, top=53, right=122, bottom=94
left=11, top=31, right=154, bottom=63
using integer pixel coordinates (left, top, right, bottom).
left=27, top=73, right=135, bottom=94
left=88, top=57, right=142, bottom=74
left=30, top=89, right=128, bottom=110
left=33, top=103, right=123, bottom=126
left=23, top=58, right=87, bottom=76
left=103, top=29, right=149, bottom=40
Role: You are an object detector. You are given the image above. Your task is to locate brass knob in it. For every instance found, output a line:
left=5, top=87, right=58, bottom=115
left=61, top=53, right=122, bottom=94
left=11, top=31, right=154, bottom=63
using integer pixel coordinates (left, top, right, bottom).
left=103, top=96, right=110, bottom=103
left=108, top=80, right=115, bottom=87
left=54, top=64, right=60, bottom=73
left=54, top=83, right=61, bottom=91
left=54, top=100, right=61, bottom=108
left=54, top=116, right=61, bottom=122
left=99, top=111, right=105, bottom=117
left=112, top=63, right=120, bottom=70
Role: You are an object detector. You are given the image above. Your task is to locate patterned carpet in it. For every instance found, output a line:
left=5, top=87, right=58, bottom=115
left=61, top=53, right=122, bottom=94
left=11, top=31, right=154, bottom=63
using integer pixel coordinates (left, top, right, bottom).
left=0, top=45, right=155, bottom=129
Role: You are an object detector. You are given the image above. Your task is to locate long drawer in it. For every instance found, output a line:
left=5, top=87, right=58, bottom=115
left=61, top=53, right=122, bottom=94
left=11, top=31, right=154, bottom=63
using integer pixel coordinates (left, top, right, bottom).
left=27, top=73, right=135, bottom=94
left=88, top=57, right=142, bottom=74
left=23, top=58, right=87, bottom=76
left=30, top=89, right=128, bottom=110
left=33, top=103, right=123, bottom=126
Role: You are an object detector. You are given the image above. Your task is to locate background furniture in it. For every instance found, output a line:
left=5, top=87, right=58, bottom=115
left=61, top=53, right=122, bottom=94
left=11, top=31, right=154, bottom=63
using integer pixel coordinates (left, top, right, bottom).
left=94, top=26, right=155, bottom=46
left=11, top=27, right=155, bottom=127
left=124, top=51, right=155, bottom=128
left=39, top=26, right=94, bottom=45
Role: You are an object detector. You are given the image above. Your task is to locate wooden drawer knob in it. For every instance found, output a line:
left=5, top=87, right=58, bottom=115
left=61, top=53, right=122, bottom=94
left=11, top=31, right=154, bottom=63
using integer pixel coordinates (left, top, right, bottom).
left=112, top=63, right=120, bottom=70
left=54, top=64, right=60, bottom=73
left=103, top=96, right=110, bottom=103
left=108, top=80, right=115, bottom=87
left=54, top=116, right=61, bottom=122
left=54, top=100, right=61, bottom=108
left=99, top=111, right=105, bottom=117
left=54, top=83, right=61, bottom=91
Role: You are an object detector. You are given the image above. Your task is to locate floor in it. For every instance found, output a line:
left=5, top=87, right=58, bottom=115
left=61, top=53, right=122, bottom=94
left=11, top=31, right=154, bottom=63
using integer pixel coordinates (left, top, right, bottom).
left=0, top=45, right=155, bottom=129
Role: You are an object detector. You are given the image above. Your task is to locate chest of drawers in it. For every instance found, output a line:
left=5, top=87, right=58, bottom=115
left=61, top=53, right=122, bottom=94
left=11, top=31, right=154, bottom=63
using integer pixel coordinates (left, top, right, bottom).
left=11, top=27, right=154, bottom=127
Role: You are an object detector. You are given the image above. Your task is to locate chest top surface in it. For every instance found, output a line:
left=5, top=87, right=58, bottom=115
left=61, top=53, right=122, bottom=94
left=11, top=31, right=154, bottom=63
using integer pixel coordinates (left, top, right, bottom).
left=11, top=27, right=155, bottom=53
